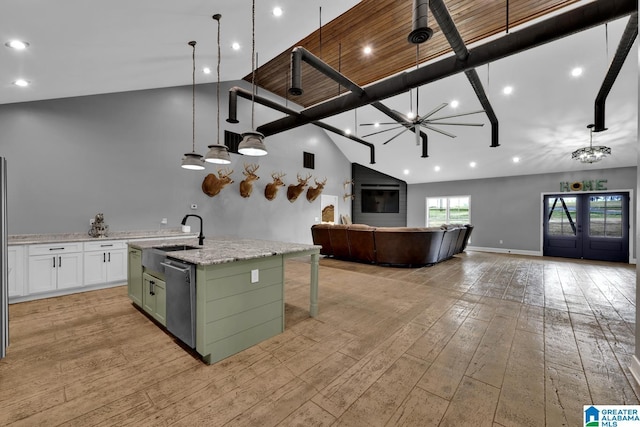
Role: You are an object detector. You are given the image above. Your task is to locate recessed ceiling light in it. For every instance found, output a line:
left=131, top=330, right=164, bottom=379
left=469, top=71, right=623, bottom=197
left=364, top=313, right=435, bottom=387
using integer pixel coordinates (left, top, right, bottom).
left=571, top=67, right=583, bottom=77
left=13, top=79, right=29, bottom=87
left=345, top=128, right=352, bottom=135
left=513, top=156, right=520, bottom=163
left=403, top=169, right=410, bottom=175
left=363, top=46, right=372, bottom=55
left=450, top=100, right=459, bottom=108
left=374, top=122, right=380, bottom=128
left=203, top=67, right=211, bottom=74
left=231, top=42, right=240, bottom=51
left=469, top=161, right=477, bottom=168
left=272, top=7, right=283, bottom=17
left=502, top=86, right=513, bottom=95
left=434, top=166, right=441, bottom=172
left=5, top=40, right=29, bottom=50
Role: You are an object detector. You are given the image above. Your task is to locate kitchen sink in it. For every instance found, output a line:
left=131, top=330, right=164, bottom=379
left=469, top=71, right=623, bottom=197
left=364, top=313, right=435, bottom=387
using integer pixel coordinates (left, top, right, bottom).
left=155, top=244, right=200, bottom=252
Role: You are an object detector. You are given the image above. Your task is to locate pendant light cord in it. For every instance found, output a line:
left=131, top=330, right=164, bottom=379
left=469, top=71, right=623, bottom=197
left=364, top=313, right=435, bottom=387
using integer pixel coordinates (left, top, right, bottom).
left=216, top=17, right=221, bottom=145
left=190, top=41, right=196, bottom=153
left=250, top=0, right=256, bottom=130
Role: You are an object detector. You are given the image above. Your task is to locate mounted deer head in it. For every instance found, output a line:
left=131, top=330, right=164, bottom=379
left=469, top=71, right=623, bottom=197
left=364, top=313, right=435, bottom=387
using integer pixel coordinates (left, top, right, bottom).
left=306, top=177, right=327, bottom=202
left=264, top=172, right=286, bottom=201
left=201, top=167, right=234, bottom=197
left=287, top=172, right=312, bottom=203
left=239, top=163, right=260, bottom=198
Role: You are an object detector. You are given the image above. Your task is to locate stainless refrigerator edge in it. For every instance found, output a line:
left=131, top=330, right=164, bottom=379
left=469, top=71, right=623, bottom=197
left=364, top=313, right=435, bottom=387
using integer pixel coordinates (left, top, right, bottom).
left=1, top=157, right=8, bottom=359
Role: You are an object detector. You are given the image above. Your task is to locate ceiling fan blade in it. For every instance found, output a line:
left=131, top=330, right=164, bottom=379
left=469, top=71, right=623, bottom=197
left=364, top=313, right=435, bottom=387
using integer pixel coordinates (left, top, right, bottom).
left=359, top=122, right=407, bottom=127
left=361, top=125, right=405, bottom=138
left=427, top=110, right=486, bottom=121
left=419, top=103, right=448, bottom=121
left=382, top=126, right=413, bottom=145
left=422, top=121, right=485, bottom=127
left=422, top=124, right=457, bottom=138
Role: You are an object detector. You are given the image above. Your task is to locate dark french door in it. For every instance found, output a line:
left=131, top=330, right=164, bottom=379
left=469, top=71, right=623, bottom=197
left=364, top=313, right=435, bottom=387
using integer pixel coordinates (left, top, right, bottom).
left=543, top=193, right=629, bottom=262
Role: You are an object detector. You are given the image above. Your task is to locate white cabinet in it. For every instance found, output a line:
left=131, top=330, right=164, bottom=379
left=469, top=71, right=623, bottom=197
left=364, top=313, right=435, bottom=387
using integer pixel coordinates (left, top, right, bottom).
left=83, top=240, right=127, bottom=286
left=28, top=243, right=83, bottom=294
left=8, top=246, right=25, bottom=297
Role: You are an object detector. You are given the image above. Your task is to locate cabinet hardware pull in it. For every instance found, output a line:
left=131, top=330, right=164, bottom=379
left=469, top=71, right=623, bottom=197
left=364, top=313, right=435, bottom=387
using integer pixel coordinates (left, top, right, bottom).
left=103, top=253, right=106, bottom=263
left=150, top=280, right=155, bottom=296
left=59, top=256, right=62, bottom=267
left=49, top=247, right=65, bottom=251
left=108, top=252, right=111, bottom=262
left=53, top=257, right=56, bottom=268
left=100, top=244, right=113, bottom=247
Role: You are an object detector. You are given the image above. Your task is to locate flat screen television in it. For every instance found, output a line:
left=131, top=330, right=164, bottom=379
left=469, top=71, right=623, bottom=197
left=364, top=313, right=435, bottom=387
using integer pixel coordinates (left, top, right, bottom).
left=361, top=189, right=400, bottom=213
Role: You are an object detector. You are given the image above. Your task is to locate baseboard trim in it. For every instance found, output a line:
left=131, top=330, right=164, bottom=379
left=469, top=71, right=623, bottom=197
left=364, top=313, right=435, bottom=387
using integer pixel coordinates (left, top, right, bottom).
left=466, top=246, right=542, bottom=257
left=629, top=355, right=640, bottom=387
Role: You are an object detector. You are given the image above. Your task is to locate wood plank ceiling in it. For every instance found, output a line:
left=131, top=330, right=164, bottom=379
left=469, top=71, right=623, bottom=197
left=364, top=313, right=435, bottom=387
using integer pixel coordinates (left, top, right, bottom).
left=248, top=0, right=579, bottom=108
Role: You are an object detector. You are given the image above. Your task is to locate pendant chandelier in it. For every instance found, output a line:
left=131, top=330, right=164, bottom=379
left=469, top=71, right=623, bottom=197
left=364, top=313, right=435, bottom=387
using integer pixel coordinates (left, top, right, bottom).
left=181, top=41, right=205, bottom=170
left=237, top=0, right=268, bottom=156
left=571, top=124, right=611, bottom=164
left=204, top=13, right=231, bottom=164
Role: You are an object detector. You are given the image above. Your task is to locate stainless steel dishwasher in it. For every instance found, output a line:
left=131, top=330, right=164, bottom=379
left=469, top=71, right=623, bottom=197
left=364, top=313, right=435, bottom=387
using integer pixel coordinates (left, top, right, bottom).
left=161, top=258, right=196, bottom=348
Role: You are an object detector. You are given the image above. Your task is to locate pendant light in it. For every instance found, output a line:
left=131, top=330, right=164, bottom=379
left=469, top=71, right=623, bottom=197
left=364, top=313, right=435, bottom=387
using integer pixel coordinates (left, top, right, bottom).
left=571, top=124, right=611, bottom=164
left=181, top=41, right=205, bottom=170
left=237, top=0, right=268, bottom=156
left=204, top=14, right=232, bottom=164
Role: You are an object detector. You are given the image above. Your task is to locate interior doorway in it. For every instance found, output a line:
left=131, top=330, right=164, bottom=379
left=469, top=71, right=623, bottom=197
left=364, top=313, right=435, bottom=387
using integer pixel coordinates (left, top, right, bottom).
left=543, top=192, right=629, bottom=262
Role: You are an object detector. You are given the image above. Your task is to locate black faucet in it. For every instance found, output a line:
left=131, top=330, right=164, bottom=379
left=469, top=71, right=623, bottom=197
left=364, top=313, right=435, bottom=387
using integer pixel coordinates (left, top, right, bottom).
left=181, top=214, right=205, bottom=246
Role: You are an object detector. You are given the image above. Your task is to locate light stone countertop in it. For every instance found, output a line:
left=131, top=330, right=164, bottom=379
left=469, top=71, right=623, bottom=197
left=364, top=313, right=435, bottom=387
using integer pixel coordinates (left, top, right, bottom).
left=129, top=236, right=320, bottom=266
left=9, top=228, right=196, bottom=246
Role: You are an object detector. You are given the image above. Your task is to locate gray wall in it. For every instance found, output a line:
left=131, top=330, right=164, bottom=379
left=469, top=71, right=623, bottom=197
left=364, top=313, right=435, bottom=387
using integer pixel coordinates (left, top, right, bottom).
left=408, top=167, right=637, bottom=253
left=0, top=80, right=352, bottom=244
left=352, top=163, right=407, bottom=226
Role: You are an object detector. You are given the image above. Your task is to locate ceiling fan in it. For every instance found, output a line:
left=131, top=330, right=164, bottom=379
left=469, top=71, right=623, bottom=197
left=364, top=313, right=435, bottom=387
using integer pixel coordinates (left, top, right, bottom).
left=360, top=96, right=486, bottom=146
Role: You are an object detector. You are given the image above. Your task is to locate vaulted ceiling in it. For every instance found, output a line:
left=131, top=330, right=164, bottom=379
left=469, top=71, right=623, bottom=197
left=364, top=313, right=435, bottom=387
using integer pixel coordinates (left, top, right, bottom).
left=0, top=0, right=637, bottom=184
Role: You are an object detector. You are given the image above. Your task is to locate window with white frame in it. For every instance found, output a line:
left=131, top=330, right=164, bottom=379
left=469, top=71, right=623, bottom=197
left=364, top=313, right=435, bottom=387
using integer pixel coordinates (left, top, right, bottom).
left=426, top=196, right=470, bottom=227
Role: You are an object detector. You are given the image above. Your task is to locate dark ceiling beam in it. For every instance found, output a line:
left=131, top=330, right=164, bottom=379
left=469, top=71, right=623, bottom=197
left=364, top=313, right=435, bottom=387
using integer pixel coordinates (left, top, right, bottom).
left=257, top=0, right=636, bottom=137
left=594, top=12, right=638, bottom=132
left=429, top=0, right=500, bottom=148
left=288, top=46, right=430, bottom=156
left=227, top=86, right=376, bottom=164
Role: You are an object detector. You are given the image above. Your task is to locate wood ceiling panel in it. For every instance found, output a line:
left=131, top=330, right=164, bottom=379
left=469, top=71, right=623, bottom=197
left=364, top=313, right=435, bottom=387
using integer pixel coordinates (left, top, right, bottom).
left=250, top=0, right=580, bottom=108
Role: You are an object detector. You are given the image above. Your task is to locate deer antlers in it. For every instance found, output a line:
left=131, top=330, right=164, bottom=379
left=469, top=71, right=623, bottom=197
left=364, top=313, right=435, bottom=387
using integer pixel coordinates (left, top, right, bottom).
left=202, top=167, right=234, bottom=197
left=264, top=171, right=286, bottom=201
left=287, top=172, right=312, bottom=203
left=306, top=177, right=327, bottom=202
left=239, top=163, right=260, bottom=198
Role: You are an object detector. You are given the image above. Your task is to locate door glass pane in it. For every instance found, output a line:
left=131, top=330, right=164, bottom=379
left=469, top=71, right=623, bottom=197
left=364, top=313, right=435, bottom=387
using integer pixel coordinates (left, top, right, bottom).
left=589, top=195, right=623, bottom=238
left=449, top=196, right=470, bottom=224
left=547, top=197, right=577, bottom=236
left=427, top=198, right=447, bottom=227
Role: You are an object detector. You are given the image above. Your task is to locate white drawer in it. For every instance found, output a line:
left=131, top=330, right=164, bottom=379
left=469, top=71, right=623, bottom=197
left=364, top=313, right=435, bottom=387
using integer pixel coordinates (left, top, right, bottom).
left=84, top=240, right=127, bottom=252
left=29, top=242, right=83, bottom=256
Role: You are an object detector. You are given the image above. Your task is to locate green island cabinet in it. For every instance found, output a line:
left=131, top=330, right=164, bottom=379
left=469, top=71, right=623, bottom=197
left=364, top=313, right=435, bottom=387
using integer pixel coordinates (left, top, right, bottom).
left=128, top=247, right=166, bottom=326
left=127, top=247, right=143, bottom=307
left=195, top=255, right=284, bottom=364
left=127, top=246, right=285, bottom=364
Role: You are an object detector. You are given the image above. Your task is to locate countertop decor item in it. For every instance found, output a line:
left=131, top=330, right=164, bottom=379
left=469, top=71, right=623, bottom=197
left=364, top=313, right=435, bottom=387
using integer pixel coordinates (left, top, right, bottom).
left=181, top=41, right=205, bottom=170
left=88, top=213, right=109, bottom=238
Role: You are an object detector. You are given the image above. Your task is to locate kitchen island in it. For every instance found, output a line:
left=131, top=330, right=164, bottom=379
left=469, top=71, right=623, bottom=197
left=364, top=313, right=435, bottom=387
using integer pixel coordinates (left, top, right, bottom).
left=128, top=237, right=320, bottom=364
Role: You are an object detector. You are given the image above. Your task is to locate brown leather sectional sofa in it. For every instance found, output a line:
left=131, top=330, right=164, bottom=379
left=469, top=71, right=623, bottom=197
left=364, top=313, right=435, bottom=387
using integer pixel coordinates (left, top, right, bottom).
left=311, top=223, right=473, bottom=267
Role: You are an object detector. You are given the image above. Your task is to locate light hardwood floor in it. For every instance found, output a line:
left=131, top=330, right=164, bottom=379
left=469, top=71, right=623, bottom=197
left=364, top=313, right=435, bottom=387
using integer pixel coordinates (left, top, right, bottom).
left=1, top=251, right=638, bottom=426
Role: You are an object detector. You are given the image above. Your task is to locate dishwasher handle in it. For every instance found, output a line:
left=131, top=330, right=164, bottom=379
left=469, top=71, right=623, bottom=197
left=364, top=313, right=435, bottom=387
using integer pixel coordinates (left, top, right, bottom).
left=161, top=261, right=192, bottom=275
